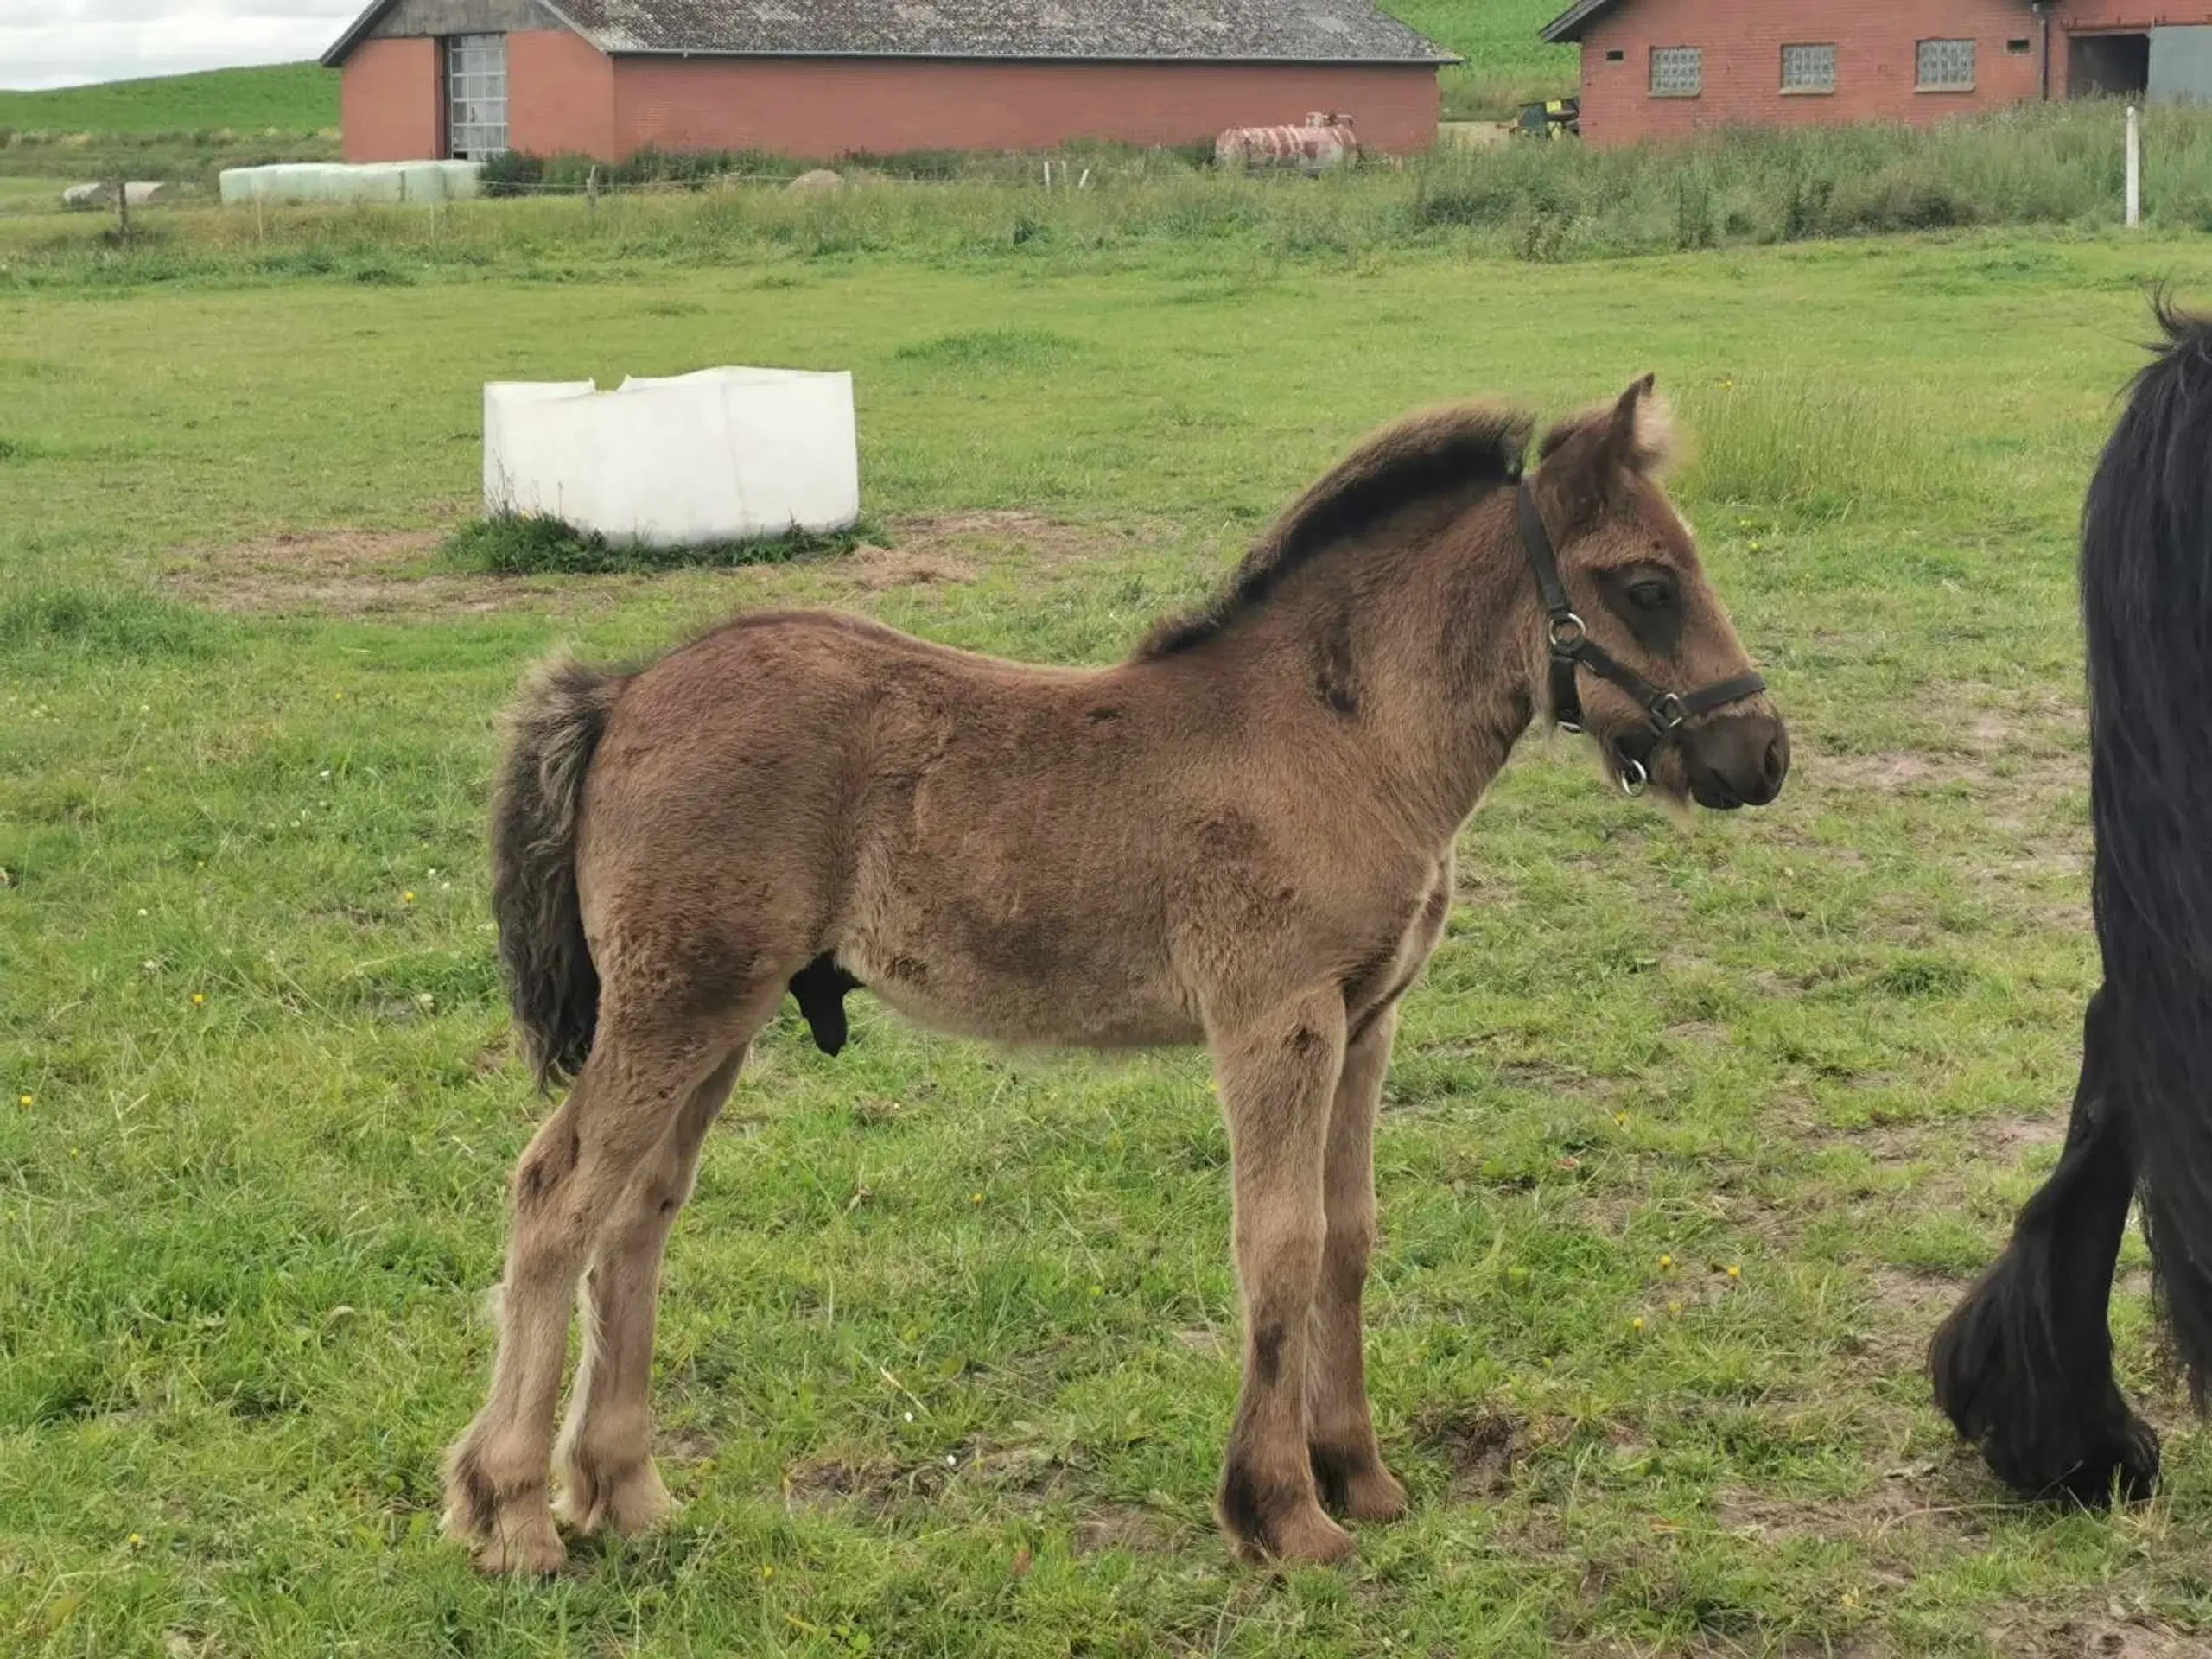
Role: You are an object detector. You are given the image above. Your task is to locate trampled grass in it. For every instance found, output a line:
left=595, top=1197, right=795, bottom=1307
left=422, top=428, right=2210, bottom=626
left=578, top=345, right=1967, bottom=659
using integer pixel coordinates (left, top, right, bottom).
left=4, top=229, right=2212, bottom=1655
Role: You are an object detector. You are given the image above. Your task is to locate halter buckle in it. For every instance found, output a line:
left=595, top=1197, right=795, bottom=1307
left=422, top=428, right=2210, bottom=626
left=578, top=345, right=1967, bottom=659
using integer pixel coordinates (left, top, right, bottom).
left=1548, top=613, right=1587, bottom=652
left=1617, top=755, right=1649, bottom=797
left=1649, top=692, right=1687, bottom=732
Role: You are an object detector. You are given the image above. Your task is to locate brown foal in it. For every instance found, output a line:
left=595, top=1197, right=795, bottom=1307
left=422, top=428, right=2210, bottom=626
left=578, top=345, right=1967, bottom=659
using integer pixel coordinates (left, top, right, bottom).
left=443, top=377, right=1789, bottom=1573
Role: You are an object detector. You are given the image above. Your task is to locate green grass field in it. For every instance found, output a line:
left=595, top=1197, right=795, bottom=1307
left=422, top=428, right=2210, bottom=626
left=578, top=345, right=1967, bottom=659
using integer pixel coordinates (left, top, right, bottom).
left=0, top=62, right=338, bottom=137
left=6, top=206, right=2212, bottom=1654
left=1385, top=0, right=1579, bottom=115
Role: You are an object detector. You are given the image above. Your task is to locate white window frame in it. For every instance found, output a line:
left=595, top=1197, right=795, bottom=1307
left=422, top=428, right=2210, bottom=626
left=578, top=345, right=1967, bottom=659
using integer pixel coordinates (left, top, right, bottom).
left=1649, top=46, right=1703, bottom=99
left=1916, top=37, right=1976, bottom=92
left=445, top=33, right=509, bottom=159
left=1781, top=42, right=1837, bottom=94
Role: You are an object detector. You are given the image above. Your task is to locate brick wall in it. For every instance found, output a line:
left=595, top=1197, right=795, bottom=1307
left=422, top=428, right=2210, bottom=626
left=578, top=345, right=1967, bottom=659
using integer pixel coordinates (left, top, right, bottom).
left=507, top=29, right=614, bottom=158
left=610, top=58, right=1440, bottom=159
left=341, top=36, right=441, bottom=162
left=1573, top=0, right=2212, bottom=146
left=1575, top=0, right=2044, bottom=146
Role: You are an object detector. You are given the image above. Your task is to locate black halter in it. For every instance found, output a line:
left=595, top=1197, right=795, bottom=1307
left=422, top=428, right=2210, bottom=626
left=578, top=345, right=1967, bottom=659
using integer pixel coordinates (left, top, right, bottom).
left=1516, top=481, right=1767, bottom=796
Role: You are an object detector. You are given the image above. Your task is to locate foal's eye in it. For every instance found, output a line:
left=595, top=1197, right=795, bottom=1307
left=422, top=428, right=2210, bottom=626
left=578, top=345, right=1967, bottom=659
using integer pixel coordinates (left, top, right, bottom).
left=1627, top=578, right=1674, bottom=612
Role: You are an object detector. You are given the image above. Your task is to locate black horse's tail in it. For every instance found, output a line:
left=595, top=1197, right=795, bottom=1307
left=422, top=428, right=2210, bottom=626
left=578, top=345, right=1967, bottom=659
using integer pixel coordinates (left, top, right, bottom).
left=2082, top=298, right=2212, bottom=1400
left=489, top=655, right=628, bottom=1091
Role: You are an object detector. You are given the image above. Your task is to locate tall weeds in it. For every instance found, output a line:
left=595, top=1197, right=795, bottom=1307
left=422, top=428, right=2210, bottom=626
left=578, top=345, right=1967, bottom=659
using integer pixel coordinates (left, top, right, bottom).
left=4, top=100, right=2202, bottom=287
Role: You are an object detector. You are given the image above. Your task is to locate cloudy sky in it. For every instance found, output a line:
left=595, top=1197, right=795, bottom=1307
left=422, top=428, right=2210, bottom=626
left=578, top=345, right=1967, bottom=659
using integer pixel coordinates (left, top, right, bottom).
left=2, top=1, right=365, bottom=90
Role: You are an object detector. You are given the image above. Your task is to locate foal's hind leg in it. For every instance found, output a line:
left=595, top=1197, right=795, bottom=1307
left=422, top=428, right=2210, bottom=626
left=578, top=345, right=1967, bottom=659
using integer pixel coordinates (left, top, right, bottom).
left=1306, top=1006, right=1408, bottom=1524
left=1930, top=988, right=2159, bottom=1503
left=552, top=1047, right=746, bottom=1538
left=1211, top=994, right=1356, bottom=1566
left=445, top=987, right=775, bottom=1573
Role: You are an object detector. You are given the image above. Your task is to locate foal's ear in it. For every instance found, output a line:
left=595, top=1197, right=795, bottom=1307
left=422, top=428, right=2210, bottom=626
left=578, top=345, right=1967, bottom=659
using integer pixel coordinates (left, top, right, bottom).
left=1602, top=373, right=1675, bottom=476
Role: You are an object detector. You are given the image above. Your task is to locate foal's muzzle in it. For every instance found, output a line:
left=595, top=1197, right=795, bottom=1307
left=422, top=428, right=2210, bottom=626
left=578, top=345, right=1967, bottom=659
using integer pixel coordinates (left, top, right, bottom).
left=1681, top=714, right=1790, bottom=810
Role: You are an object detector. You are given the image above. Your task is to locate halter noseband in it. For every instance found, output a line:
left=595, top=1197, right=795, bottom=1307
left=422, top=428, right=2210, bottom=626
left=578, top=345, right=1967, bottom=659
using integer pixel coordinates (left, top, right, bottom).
left=1516, top=480, right=1767, bottom=797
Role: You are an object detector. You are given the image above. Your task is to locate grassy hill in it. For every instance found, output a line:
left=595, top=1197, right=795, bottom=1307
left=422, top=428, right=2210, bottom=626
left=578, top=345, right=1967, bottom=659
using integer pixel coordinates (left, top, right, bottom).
left=0, top=62, right=337, bottom=137
left=1388, top=0, right=1578, bottom=76
left=1386, top=0, right=1580, bottom=116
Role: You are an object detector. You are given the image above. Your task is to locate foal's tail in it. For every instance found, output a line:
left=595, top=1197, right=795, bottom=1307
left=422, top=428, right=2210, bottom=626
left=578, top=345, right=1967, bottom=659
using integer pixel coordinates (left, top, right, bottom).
left=2082, top=296, right=2212, bottom=1401
left=490, top=655, right=628, bottom=1091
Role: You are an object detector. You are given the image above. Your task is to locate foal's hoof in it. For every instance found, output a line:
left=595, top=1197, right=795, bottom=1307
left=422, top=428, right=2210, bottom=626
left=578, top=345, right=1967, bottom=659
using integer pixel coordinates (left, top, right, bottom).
left=2044, top=1414, right=2162, bottom=1509
left=555, top=1457, right=674, bottom=1537
left=471, top=1513, right=568, bottom=1576
left=1242, top=1503, right=1357, bottom=1567
left=443, top=1436, right=566, bottom=1574
left=1219, top=1466, right=1357, bottom=1567
left=1311, top=1445, right=1409, bottom=1523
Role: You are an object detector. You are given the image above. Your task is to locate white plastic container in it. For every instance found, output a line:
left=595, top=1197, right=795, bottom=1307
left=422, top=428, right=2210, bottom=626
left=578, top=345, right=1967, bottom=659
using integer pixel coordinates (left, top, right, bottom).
left=483, top=368, right=861, bottom=547
left=218, top=161, right=483, bottom=205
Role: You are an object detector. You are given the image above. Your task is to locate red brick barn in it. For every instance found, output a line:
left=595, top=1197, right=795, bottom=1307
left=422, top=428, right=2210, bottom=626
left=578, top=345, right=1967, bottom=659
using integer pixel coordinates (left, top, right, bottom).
left=1541, top=0, right=2212, bottom=147
left=321, top=0, right=1455, bottom=164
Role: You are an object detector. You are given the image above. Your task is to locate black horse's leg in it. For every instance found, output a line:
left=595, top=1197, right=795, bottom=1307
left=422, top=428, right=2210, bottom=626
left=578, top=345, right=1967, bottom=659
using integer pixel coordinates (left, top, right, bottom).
left=1930, top=988, right=2159, bottom=1503
left=788, top=955, right=861, bottom=1057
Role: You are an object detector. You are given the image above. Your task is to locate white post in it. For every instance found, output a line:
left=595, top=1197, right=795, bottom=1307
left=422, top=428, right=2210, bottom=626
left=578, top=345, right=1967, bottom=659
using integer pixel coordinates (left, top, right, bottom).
left=2126, top=103, right=2141, bottom=229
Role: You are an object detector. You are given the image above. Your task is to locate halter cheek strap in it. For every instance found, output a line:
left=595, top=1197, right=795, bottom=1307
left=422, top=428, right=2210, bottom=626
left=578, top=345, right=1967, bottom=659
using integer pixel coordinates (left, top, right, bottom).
left=1516, top=481, right=1767, bottom=795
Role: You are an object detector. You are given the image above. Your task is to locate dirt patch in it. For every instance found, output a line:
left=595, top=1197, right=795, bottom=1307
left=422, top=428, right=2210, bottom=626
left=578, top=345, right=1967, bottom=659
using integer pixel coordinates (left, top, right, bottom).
left=1412, top=1407, right=1528, bottom=1497
left=848, top=541, right=977, bottom=591
left=782, top=1452, right=946, bottom=1512
left=1811, top=750, right=1948, bottom=793
left=1572, top=1638, right=1881, bottom=1659
left=1070, top=1503, right=1173, bottom=1557
left=1870, top=1267, right=1961, bottom=1314
left=1806, top=1122, right=1922, bottom=1166
left=661, top=1428, right=717, bottom=1465
left=165, top=512, right=1141, bottom=617
left=1713, top=1471, right=1967, bottom=1550
left=885, top=509, right=1151, bottom=569
left=1990, top=1113, right=2065, bottom=1160
left=957, top=1443, right=1069, bottom=1502
left=164, top=528, right=565, bottom=616
left=2021, top=1617, right=2205, bottom=1657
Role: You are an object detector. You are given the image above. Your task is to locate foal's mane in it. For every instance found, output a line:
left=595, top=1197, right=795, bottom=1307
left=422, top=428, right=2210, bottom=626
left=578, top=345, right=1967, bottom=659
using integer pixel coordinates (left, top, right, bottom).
left=1137, top=404, right=1535, bottom=660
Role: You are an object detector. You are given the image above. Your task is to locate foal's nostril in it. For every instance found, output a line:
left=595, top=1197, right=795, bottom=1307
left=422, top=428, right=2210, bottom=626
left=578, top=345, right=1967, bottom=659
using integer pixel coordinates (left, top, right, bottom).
left=1750, top=733, right=1789, bottom=804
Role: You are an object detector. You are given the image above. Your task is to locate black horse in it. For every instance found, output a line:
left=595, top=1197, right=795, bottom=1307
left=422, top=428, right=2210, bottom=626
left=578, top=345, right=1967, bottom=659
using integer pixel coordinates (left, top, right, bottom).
left=1933, top=300, right=2212, bottom=1503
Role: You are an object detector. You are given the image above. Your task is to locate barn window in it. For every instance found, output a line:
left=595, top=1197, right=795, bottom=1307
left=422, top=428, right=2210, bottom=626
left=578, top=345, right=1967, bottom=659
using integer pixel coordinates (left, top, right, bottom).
left=1606, top=49, right=1625, bottom=62
left=1781, top=43, right=1837, bottom=92
left=1917, top=38, right=1976, bottom=91
left=1650, top=46, right=1703, bottom=97
left=445, top=33, right=509, bottom=159
left=2007, top=38, right=2033, bottom=54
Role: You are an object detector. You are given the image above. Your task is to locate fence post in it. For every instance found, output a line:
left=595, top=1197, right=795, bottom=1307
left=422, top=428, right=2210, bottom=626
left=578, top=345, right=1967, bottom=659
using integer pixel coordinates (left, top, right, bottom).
left=2126, top=103, right=2141, bottom=229
left=115, top=177, right=130, bottom=245
left=587, top=165, right=600, bottom=220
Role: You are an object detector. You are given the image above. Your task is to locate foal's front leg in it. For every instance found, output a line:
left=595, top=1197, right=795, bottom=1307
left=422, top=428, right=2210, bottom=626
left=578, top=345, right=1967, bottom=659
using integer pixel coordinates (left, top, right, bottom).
left=1306, top=1005, right=1408, bottom=1522
left=1211, top=995, right=1354, bottom=1565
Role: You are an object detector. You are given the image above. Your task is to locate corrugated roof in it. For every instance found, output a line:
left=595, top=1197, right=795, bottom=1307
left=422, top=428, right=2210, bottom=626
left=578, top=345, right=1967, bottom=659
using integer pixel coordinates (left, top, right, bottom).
left=1539, top=0, right=1622, bottom=43
left=326, top=0, right=1457, bottom=66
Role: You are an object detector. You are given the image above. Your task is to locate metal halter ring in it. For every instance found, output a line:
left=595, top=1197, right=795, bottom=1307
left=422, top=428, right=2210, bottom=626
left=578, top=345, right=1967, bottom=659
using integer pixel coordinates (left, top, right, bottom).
left=1548, top=613, right=1587, bottom=651
left=1649, top=692, right=1688, bottom=732
left=1617, top=755, right=1649, bottom=798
